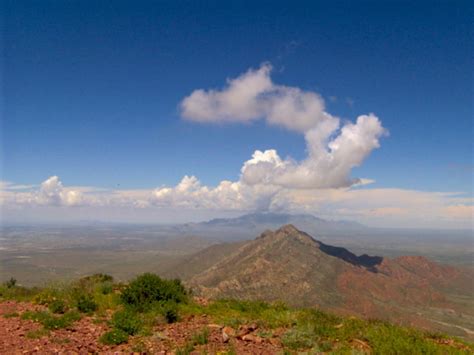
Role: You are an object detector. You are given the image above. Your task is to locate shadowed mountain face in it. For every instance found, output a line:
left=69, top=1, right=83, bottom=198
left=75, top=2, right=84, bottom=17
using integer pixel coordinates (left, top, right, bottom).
left=185, top=225, right=474, bottom=339
left=318, top=241, right=383, bottom=269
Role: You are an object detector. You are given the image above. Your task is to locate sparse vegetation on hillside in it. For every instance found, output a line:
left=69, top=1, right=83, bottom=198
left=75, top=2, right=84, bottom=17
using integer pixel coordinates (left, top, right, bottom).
left=0, top=273, right=472, bottom=353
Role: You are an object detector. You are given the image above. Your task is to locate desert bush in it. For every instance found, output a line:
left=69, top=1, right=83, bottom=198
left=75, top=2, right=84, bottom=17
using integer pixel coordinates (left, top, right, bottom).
left=76, top=273, right=114, bottom=290
left=70, top=274, right=115, bottom=298
left=97, top=281, right=114, bottom=295
left=111, top=309, right=143, bottom=335
left=120, top=273, right=187, bottom=311
left=76, top=294, right=98, bottom=313
left=48, top=299, right=67, bottom=314
left=4, top=277, right=17, bottom=288
left=162, top=301, right=179, bottom=323
left=94, top=291, right=121, bottom=314
left=99, top=329, right=129, bottom=345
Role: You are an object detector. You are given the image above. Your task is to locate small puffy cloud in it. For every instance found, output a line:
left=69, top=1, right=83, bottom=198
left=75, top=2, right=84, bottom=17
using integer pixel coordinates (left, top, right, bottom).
left=181, top=62, right=333, bottom=132
left=181, top=64, right=273, bottom=124
left=36, top=176, right=84, bottom=206
left=240, top=150, right=287, bottom=185
left=1, top=176, right=85, bottom=207
left=181, top=63, right=387, bottom=189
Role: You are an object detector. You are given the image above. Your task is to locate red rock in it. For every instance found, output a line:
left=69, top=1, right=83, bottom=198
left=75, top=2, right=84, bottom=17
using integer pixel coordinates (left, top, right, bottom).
left=242, top=334, right=263, bottom=344
left=222, top=326, right=235, bottom=343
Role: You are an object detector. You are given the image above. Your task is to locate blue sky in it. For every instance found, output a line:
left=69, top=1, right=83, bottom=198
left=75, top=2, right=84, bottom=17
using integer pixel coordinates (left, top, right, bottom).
left=1, top=1, right=472, bottom=227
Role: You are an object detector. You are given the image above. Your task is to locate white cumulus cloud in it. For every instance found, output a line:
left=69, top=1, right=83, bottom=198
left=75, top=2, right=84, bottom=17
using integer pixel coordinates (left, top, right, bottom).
left=2, top=176, right=472, bottom=228
left=181, top=63, right=387, bottom=189
left=36, top=176, right=84, bottom=206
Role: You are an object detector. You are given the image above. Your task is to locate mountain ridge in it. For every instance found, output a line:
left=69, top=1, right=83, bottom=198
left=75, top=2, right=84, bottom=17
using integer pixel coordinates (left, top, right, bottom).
left=183, top=224, right=474, bottom=339
left=200, top=212, right=366, bottom=230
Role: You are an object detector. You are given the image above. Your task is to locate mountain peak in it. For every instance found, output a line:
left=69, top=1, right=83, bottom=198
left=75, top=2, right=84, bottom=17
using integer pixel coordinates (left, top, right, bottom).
left=258, top=224, right=316, bottom=246
left=276, top=224, right=301, bottom=234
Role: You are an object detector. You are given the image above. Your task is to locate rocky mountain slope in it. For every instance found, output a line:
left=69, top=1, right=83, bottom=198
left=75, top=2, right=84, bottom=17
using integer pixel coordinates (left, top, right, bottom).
left=185, top=225, right=474, bottom=339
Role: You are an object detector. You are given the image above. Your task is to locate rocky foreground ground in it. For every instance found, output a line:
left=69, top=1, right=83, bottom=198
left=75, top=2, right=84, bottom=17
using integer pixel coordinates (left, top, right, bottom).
left=0, top=300, right=285, bottom=354
left=2, top=299, right=473, bottom=354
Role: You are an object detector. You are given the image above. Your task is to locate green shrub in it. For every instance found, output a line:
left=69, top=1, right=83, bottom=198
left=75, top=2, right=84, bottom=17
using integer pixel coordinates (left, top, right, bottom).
left=76, top=273, right=114, bottom=291
left=71, top=274, right=115, bottom=298
left=111, top=309, right=143, bottom=335
left=100, top=329, right=129, bottom=345
left=4, top=277, right=17, bottom=288
left=98, top=281, right=114, bottom=295
left=120, top=273, right=187, bottom=311
left=94, top=292, right=121, bottom=314
left=49, top=299, right=67, bottom=314
left=163, top=301, right=179, bottom=323
left=76, top=294, right=98, bottom=313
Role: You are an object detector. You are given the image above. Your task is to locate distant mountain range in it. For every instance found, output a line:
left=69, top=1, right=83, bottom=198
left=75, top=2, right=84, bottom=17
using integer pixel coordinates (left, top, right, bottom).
left=174, top=212, right=367, bottom=241
left=203, top=212, right=366, bottom=230
left=164, top=225, right=474, bottom=339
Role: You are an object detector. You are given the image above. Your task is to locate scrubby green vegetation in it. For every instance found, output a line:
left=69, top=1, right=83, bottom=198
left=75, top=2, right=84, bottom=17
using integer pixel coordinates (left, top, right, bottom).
left=179, top=299, right=473, bottom=354
left=111, top=308, right=143, bottom=335
left=1, top=274, right=472, bottom=354
left=99, top=328, right=129, bottom=345
left=76, top=294, right=98, bottom=313
left=21, top=310, right=81, bottom=330
left=120, top=272, right=188, bottom=311
left=175, top=328, right=210, bottom=355
left=98, top=273, right=188, bottom=344
left=48, top=299, right=66, bottom=314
